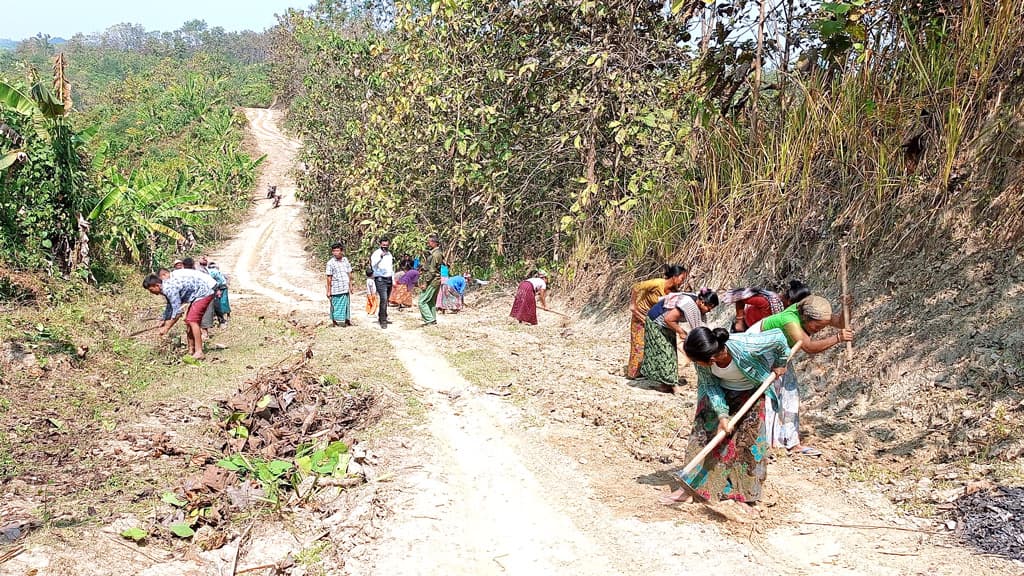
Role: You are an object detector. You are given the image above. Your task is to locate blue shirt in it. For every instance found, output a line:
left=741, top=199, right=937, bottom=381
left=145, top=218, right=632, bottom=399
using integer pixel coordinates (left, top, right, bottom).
left=161, top=275, right=214, bottom=319
left=694, top=329, right=792, bottom=419
left=209, top=269, right=228, bottom=288
left=447, top=275, right=467, bottom=294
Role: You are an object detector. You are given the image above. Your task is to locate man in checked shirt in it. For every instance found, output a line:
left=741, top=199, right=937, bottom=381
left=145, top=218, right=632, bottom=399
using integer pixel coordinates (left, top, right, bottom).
left=143, top=272, right=215, bottom=360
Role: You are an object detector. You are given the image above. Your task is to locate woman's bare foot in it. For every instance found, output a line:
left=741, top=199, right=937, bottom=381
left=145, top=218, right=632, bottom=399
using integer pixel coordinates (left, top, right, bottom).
left=657, top=488, right=693, bottom=505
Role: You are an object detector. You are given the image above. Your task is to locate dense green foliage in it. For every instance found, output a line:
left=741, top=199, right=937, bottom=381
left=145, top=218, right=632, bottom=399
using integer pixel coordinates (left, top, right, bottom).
left=0, top=22, right=272, bottom=279
left=276, top=0, right=1024, bottom=280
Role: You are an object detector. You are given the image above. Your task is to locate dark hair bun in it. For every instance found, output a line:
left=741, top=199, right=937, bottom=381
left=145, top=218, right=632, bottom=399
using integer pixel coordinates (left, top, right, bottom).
left=712, top=327, right=730, bottom=345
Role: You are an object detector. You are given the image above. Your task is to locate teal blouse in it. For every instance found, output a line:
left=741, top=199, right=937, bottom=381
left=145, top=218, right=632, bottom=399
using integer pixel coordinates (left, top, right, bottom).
left=694, top=328, right=792, bottom=419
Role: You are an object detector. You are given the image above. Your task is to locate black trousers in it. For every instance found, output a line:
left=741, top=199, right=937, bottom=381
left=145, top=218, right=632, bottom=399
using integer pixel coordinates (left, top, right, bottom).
left=374, top=276, right=392, bottom=325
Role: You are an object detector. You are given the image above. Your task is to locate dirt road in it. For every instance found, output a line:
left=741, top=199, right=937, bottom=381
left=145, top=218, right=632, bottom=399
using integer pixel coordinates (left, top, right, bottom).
left=213, top=108, right=322, bottom=307
left=222, top=109, right=1018, bottom=575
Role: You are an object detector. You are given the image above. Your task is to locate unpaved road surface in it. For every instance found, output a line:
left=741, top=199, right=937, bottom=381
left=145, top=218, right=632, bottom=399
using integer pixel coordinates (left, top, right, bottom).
left=222, top=109, right=1015, bottom=575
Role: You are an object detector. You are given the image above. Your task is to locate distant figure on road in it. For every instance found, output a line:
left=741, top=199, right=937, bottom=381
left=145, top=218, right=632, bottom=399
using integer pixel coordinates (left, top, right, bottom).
left=722, top=280, right=809, bottom=333
left=370, top=236, right=395, bottom=329
left=175, top=257, right=219, bottom=340
left=509, top=270, right=549, bottom=325
left=626, top=264, right=689, bottom=379
left=417, top=234, right=444, bottom=326
left=640, top=288, right=719, bottom=392
left=325, top=242, right=354, bottom=327
left=207, top=261, right=231, bottom=326
left=389, top=256, right=418, bottom=309
left=749, top=295, right=853, bottom=456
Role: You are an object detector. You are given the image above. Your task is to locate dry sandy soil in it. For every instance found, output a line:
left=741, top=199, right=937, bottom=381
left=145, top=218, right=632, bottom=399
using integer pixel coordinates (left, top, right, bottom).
left=2, top=109, right=1018, bottom=576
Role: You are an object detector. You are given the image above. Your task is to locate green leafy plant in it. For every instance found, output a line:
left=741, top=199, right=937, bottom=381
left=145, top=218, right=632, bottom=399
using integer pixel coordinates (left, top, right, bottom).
left=120, top=527, right=148, bottom=542
left=217, top=453, right=296, bottom=504
left=169, top=522, right=195, bottom=538
left=161, top=491, right=188, bottom=507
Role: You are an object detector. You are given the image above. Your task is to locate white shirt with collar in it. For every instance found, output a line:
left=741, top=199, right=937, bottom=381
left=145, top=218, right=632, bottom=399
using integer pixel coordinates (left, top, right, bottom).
left=370, top=248, right=395, bottom=278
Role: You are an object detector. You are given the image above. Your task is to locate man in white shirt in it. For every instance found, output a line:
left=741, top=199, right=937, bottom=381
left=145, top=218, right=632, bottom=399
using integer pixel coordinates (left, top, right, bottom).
left=370, top=236, right=395, bottom=329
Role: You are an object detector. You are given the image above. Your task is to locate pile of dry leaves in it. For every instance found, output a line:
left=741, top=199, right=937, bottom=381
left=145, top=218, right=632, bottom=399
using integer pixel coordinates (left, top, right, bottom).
left=147, top=355, right=382, bottom=547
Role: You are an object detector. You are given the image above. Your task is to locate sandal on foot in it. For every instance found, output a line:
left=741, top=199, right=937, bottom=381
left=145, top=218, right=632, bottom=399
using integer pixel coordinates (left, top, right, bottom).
left=790, top=446, right=822, bottom=457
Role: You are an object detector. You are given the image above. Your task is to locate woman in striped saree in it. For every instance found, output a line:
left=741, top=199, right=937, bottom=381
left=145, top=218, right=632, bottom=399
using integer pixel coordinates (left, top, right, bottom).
left=639, top=288, right=719, bottom=391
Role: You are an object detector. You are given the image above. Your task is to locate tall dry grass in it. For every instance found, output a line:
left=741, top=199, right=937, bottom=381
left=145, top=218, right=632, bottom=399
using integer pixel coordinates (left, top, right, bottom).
left=596, top=0, right=1024, bottom=294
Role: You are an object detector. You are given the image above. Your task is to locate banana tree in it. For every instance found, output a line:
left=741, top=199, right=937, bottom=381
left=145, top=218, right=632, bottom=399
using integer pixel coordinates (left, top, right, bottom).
left=0, top=54, right=97, bottom=272
left=0, top=149, right=27, bottom=171
left=88, top=169, right=219, bottom=267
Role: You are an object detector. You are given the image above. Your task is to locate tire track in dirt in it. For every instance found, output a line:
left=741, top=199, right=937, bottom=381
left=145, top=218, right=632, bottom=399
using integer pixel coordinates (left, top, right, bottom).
left=354, top=324, right=769, bottom=576
left=211, top=108, right=321, bottom=309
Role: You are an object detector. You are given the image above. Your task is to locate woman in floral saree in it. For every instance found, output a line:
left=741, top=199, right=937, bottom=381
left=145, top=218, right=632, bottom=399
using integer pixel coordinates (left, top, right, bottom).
left=659, top=326, right=791, bottom=515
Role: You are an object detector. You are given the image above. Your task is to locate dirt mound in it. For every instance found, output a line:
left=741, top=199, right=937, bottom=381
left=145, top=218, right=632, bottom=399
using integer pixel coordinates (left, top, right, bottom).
left=954, top=485, right=1024, bottom=561
left=0, top=269, right=46, bottom=305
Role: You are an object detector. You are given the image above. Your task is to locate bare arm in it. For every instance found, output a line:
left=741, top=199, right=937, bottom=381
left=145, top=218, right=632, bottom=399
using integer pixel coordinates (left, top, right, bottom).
left=159, top=315, right=180, bottom=336
left=663, top=307, right=688, bottom=338
left=326, top=276, right=332, bottom=297
left=629, top=286, right=643, bottom=321
left=733, top=299, right=747, bottom=330
left=786, top=322, right=853, bottom=355
left=538, top=288, right=548, bottom=310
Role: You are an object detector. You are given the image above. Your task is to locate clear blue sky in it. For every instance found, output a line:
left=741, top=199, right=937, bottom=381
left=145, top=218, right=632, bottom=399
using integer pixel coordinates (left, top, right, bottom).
left=2, top=0, right=309, bottom=40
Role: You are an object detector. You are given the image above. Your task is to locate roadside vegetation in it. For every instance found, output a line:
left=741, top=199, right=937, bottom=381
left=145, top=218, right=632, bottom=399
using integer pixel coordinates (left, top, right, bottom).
left=273, top=0, right=1023, bottom=277
left=0, top=21, right=270, bottom=279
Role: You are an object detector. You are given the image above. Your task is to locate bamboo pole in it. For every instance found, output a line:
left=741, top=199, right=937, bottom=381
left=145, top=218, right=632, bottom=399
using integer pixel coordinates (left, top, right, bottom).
left=840, top=243, right=853, bottom=360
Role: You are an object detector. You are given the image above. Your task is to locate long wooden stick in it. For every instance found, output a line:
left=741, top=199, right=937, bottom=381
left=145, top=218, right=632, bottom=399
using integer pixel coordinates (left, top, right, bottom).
left=839, top=243, right=853, bottom=360
left=676, top=341, right=803, bottom=480
left=127, top=324, right=161, bottom=338
left=538, top=307, right=570, bottom=318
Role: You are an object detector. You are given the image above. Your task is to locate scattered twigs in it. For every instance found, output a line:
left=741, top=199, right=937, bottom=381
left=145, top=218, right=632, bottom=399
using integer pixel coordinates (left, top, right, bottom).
left=0, top=545, right=25, bottom=565
left=127, top=324, right=162, bottom=338
left=797, top=521, right=937, bottom=534
left=104, top=536, right=165, bottom=563
left=538, top=307, right=570, bottom=318
left=231, top=523, right=254, bottom=576
left=235, top=563, right=278, bottom=575
left=666, top=421, right=687, bottom=450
